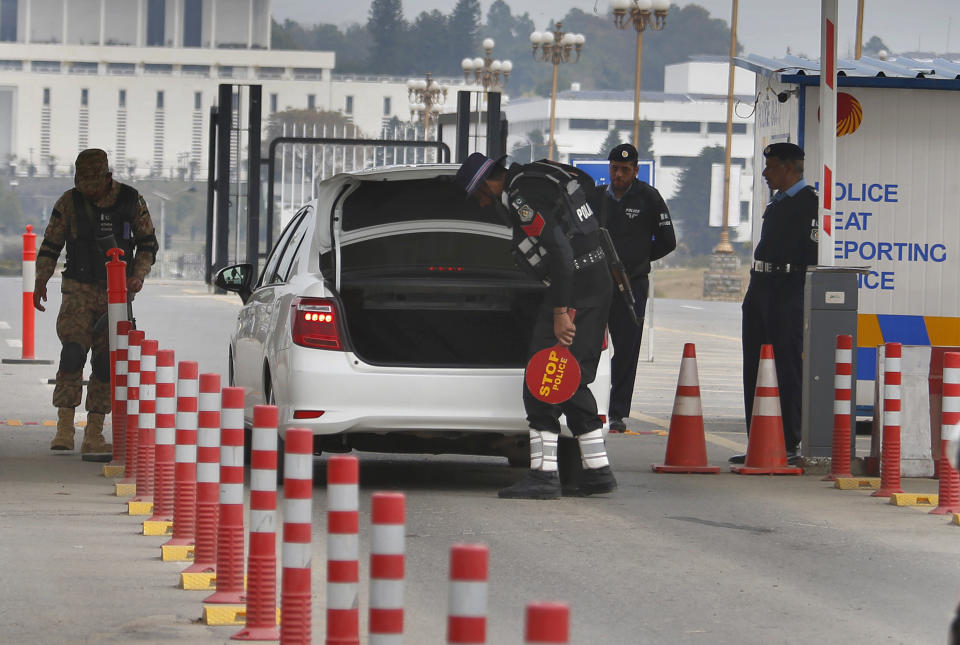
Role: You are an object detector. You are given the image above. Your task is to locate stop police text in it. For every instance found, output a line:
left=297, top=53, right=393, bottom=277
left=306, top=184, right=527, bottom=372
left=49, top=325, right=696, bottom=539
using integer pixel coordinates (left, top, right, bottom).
left=814, top=181, right=899, bottom=203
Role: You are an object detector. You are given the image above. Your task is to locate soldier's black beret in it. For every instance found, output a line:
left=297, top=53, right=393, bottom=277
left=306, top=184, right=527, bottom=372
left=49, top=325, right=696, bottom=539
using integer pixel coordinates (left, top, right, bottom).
left=608, top=143, right=639, bottom=163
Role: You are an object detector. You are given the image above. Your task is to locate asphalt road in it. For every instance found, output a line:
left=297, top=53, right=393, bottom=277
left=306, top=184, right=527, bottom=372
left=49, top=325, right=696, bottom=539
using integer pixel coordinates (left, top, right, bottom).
left=0, top=277, right=956, bottom=644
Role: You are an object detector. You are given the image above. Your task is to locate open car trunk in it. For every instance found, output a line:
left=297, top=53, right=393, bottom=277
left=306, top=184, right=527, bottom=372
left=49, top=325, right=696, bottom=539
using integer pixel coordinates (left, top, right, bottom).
left=340, top=276, right=545, bottom=367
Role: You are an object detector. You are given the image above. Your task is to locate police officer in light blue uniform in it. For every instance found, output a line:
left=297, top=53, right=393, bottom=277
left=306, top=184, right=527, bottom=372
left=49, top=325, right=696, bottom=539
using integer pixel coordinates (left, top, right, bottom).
left=731, top=142, right=818, bottom=464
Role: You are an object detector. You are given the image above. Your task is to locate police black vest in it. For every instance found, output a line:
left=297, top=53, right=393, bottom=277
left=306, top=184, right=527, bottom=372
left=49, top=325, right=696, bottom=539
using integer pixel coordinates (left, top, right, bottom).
left=504, top=160, right=599, bottom=282
left=64, top=185, right=138, bottom=283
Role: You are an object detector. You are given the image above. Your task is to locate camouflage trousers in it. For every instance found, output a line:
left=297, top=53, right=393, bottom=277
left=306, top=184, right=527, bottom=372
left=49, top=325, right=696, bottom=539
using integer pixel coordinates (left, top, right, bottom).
left=54, top=279, right=111, bottom=413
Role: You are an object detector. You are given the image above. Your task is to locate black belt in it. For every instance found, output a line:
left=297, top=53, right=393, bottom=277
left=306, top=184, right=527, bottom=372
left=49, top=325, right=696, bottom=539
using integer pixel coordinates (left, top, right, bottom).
left=752, top=260, right=806, bottom=273
left=573, top=247, right=605, bottom=271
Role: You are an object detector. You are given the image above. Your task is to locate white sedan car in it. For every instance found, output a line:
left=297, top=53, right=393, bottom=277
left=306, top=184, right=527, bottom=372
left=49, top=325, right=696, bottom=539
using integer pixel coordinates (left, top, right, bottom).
left=216, top=163, right=611, bottom=462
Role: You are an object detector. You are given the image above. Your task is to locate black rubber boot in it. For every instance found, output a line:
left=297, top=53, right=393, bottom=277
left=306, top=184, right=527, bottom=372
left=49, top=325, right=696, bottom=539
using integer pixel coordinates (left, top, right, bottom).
left=577, top=466, right=618, bottom=496
left=498, top=470, right=561, bottom=500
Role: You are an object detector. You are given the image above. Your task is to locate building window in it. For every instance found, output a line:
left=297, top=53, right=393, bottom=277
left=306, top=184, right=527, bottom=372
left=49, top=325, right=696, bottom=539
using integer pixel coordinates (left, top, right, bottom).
left=194, top=91, right=202, bottom=110
left=182, top=64, right=210, bottom=76
left=270, top=93, right=278, bottom=114
left=307, top=94, right=315, bottom=110
left=119, top=89, right=126, bottom=108
left=659, top=156, right=690, bottom=168
left=707, top=122, right=747, bottom=134
left=43, top=88, right=50, bottom=106
left=81, top=88, right=88, bottom=106
left=144, top=63, right=173, bottom=75
left=345, top=96, right=353, bottom=114
left=183, top=0, right=202, bottom=47
left=156, top=90, right=164, bottom=109
left=569, top=118, right=608, bottom=131
left=661, top=121, right=701, bottom=133
left=0, top=0, right=16, bottom=42
left=147, top=0, right=166, bottom=46
left=383, top=97, right=391, bottom=116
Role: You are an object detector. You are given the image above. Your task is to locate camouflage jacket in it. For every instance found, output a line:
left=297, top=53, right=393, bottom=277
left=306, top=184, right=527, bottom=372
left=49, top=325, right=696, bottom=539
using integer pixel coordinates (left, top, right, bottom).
left=35, top=180, right=157, bottom=286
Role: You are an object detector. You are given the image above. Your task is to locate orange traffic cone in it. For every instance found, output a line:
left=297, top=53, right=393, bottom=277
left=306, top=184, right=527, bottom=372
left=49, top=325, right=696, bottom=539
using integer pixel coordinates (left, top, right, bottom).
left=652, top=343, right=720, bottom=473
left=731, top=344, right=803, bottom=475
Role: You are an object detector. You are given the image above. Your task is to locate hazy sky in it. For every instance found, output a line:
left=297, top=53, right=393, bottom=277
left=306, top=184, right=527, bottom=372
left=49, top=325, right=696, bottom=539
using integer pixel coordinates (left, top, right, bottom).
left=275, top=1, right=960, bottom=59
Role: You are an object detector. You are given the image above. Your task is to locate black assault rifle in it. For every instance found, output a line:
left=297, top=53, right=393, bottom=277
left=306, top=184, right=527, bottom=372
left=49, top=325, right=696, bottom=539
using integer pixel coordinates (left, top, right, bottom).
left=598, top=227, right=641, bottom=327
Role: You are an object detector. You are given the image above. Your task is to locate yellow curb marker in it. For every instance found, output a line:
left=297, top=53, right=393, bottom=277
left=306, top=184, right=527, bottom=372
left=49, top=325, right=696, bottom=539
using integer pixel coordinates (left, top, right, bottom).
left=181, top=572, right=217, bottom=590
left=6, top=419, right=22, bottom=426
left=102, top=465, right=124, bottom=478
left=161, top=544, right=194, bottom=562
left=953, top=514, right=960, bottom=526
left=890, top=493, right=938, bottom=507
left=127, top=501, right=153, bottom=516
left=42, top=420, right=56, bottom=426
left=202, top=605, right=247, bottom=626
left=142, top=520, right=173, bottom=536
left=115, top=483, right=136, bottom=496
left=834, top=477, right=881, bottom=490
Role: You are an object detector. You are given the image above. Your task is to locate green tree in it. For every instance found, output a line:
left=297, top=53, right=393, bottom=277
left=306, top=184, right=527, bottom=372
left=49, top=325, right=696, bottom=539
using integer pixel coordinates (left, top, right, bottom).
left=367, top=0, right=407, bottom=75
left=449, top=0, right=482, bottom=59
left=509, top=129, right=555, bottom=163
left=598, top=128, right=621, bottom=158
left=862, top=35, right=890, bottom=57
left=668, top=145, right=726, bottom=257
left=409, top=10, right=452, bottom=75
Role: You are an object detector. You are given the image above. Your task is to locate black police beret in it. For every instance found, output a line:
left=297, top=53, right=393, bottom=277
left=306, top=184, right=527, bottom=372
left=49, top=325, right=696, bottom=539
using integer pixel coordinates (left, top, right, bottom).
left=763, top=142, right=804, bottom=161
left=608, top=143, right=639, bottom=163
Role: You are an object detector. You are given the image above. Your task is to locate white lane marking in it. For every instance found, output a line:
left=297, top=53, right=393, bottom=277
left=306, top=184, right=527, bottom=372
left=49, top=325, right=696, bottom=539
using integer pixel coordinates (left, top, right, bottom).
left=6, top=339, right=21, bottom=348
left=0, top=321, right=10, bottom=329
left=679, top=305, right=704, bottom=310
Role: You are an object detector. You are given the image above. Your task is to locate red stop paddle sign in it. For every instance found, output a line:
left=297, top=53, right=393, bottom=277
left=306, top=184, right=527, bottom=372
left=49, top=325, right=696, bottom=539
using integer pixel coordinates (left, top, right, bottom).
left=525, top=310, right=581, bottom=403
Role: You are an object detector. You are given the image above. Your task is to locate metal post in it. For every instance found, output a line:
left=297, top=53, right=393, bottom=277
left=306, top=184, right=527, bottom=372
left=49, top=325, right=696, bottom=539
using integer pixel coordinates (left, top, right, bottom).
left=485, top=91, right=502, bottom=160
left=246, top=85, right=261, bottom=272
left=456, top=90, right=471, bottom=162
left=215, top=83, right=232, bottom=277
left=631, top=29, right=643, bottom=147
left=715, top=0, right=738, bottom=254
left=204, top=105, right=217, bottom=285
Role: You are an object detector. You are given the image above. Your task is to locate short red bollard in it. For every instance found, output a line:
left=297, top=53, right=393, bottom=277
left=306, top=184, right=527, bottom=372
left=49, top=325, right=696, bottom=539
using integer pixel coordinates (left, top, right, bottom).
left=281, top=427, right=315, bottom=645
left=932, top=352, right=960, bottom=515
left=369, top=492, right=405, bottom=645
left=205, top=387, right=247, bottom=605
left=874, top=343, right=904, bottom=497
left=161, top=361, right=199, bottom=561
left=147, top=349, right=176, bottom=524
left=447, top=543, right=488, bottom=645
left=525, top=602, right=570, bottom=644
left=121, top=330, right=145, bottom=488
left=131, top=339, right=158, bottom=508
left=3, top=225, right=52, bottom=366
left=109, top=320, right=132, bottom=471
left=233, top=405, right=280, bottom=641
left=824, top=335, right=854, bottom=481
left=181, top=373, right=221, bottom=584
left=327, top=455, right=360, bottom=645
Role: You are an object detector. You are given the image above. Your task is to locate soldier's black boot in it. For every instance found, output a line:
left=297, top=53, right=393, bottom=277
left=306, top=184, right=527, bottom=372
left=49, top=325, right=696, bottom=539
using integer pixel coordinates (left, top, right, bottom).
left=498, top=470, right=561, bottom=500
left=577, top=466, right=618, bottom=496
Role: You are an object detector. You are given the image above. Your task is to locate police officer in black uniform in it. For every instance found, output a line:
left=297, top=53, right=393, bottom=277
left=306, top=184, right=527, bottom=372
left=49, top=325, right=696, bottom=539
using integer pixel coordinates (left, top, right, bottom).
left=730, top=142, right=818, bottom=464
left=594, top=143, right=676, bottom=432
left=455, top=152, right=617, bottom=499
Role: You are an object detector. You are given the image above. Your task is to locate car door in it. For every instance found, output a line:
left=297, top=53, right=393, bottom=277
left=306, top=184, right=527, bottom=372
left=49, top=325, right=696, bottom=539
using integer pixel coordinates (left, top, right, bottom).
left=234, top=205, right=311, bottom=406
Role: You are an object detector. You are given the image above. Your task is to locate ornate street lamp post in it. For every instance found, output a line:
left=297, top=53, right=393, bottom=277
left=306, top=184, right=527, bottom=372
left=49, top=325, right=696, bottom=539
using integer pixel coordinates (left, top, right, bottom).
left=530, top=22, right=585, bottom=162
left=461, top=38, right=512, bottom=105
left=407, top=72, right=447, bottom=140
left=611, top=0, right=668, bottom=147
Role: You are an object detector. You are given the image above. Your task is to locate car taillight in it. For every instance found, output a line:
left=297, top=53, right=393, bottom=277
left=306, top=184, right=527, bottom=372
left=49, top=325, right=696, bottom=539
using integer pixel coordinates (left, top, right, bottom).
left=602, top=327, right=609, bottom=351
left=291, top=297, right=343, bottom=350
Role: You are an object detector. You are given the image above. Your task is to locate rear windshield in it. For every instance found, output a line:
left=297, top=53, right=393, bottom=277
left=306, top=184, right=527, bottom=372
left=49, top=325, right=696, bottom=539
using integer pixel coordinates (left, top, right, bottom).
left=340, top=176, right=503, bottom=231
left=336, top=232, right=518, bottom=277
left=332, top=175, right=522, bottom=277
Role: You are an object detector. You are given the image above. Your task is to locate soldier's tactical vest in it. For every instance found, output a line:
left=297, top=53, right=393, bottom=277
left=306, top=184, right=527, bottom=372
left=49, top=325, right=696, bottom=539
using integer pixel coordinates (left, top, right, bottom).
left=504, top=160, right=598, bottom=283
left=64, top=185, right=138, bottom=283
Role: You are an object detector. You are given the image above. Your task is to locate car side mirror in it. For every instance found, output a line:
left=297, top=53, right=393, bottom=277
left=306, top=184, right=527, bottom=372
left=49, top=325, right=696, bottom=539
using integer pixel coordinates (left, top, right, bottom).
left=215, top=263, right=255, bottom=304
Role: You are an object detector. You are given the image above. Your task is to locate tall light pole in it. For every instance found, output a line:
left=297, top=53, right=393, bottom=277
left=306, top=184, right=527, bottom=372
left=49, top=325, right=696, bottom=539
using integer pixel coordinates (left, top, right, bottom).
left=407, top=72, right=447, bottom=141
left=530, top=22, right=585, bottom=162
left=152, top=186, right=196, bottom=279
left=715, top=0, right=739, bottom=255
left=461, top=38, right=512, bottom=106
left=611, top=0, right=668, bottom=148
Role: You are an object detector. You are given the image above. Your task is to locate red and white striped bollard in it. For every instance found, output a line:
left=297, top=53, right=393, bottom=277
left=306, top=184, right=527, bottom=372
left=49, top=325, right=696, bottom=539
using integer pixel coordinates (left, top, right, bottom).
left=233, top=404, right=280, bottom=641
left=104, top=247, right=128, bottom=470
left=145, top=349, right=176, bottom=532
left=281, top=427, right=314, bottom=645
left=824, top=334, right=854, bottom=481
left=130, top=338, right=157, bottom=514
left=874, top=342, right=904, bottom=497
left=369, top=492, right=405, bottom=644
left=205, top=387, right=246, bottom=605
left=181, top=373, right=220, bottom=588
left=119, top=329, right=144, bottom=493
left=447, top=543, right=488, bottom=645
left=525, top=602, right=570, bottom=644
left=162, top=361, right=199, bottom=562
left=107, top=320, right=131, bottom=474
left=932, top=352, right=960, bottom=515
left=327, top=455, right=360, bottom=645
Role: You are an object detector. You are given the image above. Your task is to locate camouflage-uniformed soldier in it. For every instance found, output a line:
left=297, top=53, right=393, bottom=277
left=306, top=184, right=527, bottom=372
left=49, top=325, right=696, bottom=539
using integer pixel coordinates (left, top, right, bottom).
left=34, top=148, right=157, bottom=454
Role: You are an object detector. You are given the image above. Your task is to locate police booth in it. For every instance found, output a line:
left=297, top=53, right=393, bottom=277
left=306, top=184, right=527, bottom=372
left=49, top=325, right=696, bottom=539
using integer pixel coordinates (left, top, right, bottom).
left=737, top=53, right=960, bottom=465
